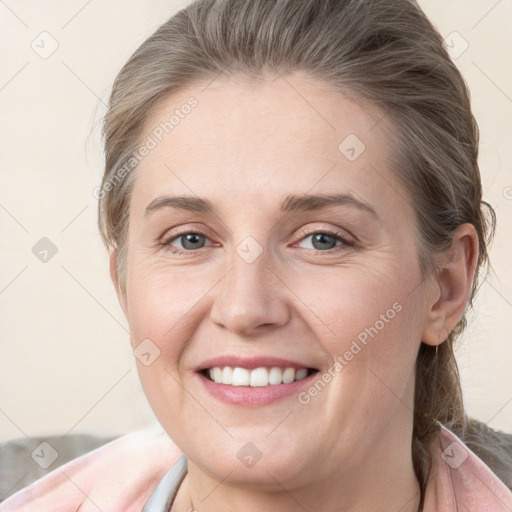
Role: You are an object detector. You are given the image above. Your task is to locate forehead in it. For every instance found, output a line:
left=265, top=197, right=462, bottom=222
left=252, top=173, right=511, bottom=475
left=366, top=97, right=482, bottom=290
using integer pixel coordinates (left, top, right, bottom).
left=130, top=72, right=407, bottom=217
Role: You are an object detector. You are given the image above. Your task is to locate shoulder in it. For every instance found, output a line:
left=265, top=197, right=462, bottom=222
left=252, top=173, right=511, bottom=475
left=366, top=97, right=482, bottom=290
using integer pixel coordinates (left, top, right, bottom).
left=423, top=422, right=512, bottom=511
left=0, top=426, right=183, bottom=512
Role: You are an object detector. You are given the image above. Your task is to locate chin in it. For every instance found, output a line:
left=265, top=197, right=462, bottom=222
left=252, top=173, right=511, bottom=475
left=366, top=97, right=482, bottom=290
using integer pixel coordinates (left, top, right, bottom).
left=183, top=434, right=316, bottom=488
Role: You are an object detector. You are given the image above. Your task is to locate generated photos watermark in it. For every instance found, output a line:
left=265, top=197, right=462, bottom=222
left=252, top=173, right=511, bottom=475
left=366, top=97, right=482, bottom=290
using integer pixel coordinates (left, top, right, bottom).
left=93, top=96, right=198, bottom=200
left=297, top=301, right=403, bottom=404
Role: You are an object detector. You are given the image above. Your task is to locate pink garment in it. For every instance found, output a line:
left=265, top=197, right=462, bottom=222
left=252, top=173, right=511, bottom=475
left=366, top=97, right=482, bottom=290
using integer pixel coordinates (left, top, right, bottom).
left=1, top=423, right=511, bottom=510
left=424, top=423, right=512, bottom=511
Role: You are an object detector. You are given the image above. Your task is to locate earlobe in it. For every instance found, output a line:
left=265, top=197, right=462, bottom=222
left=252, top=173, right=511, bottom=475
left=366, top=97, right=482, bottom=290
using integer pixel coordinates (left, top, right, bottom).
left=421, top=224, right=479, bottom=347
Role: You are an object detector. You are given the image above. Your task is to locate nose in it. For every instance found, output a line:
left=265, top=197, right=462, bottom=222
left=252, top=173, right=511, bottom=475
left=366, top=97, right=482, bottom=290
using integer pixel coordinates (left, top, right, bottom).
left=209, top=251, right=291, bottom=336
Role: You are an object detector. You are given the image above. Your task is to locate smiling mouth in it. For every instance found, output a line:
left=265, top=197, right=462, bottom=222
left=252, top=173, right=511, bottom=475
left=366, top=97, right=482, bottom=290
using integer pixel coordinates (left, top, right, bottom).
left=200, top=366, right=318, bottom=386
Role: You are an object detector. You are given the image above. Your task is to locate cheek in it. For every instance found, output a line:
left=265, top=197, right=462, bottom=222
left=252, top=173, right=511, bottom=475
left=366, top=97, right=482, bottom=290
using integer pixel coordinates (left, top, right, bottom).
left=124, top=255, right=215, bottom=357
left=297, top=263, right=422, bottom=353
left=124, top=260, right=207, bottom=432
left=125, top=246, right=425, bottom=364
left=291, top=266, right=423, bottom=436
left=292, top=262, right=425, bottom=418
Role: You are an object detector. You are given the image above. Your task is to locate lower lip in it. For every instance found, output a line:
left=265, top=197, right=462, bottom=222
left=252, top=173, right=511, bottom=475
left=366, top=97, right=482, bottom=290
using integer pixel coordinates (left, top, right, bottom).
left=196, top=371, right=318, bottom=406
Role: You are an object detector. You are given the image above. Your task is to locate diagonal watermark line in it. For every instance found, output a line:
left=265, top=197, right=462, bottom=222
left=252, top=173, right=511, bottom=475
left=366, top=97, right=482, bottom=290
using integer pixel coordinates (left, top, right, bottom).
left=404, top=267, right=437, bottom=300
left=0, top=203, right=29, bottom=232
left=61, top=61, right=107, bottom=106
left=0, top=204, right=28, bottom=233
left=60, top=204, right=89, bottom=233
left=165, top=267, right=234, bottom=337
left=265, top=409, right=294, bottom=438
left=486, top=395, right=512, bottom=426
left=395, top=489, right=421, bottom=512
left=368, top=163, right=415, bottom=211
left=197, top=470, right=234, bottom=503
left=61, top=369, right=131, bottom=438
left=265, top=163, right=337, bottom=236
left=471, top=0, right=502, bottom=30
left=164, top=163, right=232, bottom=234
left=265, top=471, right=309, bottom=511
left=267, top=267, right=336, bottom=336
left=472, top=61, right=512, bottom=106
left=485, top=277, right=512, bottom=310
left=368, top=103, right=395, bottom=132
left=163, top=368, right=233, bottom=438
left=0, top=1, right=29, bottom=28
left=61, top=0, right=93, bottom=29
left=368, top=367, right=413, bottom=415
left=61, top=265, right=129, bottom=333
left=0, top=265, right=28, bottom=296
left=0, top=62, right=29, bottom=92
left=60, top=469, right=104, bottom=511
left=200, top=68, right=226, bottom=93
left=0, top=407, right=30, bottom=439
left=3, top=472, right=30, bottom=501
left=277, top=71, right=337, bottom=131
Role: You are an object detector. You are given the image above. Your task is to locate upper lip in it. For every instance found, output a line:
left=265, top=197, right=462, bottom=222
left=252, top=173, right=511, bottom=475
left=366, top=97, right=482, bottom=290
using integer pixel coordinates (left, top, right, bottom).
left=196, top=355, right=318, bottom=372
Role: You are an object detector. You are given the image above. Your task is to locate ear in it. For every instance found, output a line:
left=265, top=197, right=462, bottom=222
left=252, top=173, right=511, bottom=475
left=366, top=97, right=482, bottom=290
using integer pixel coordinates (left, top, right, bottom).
left=421, top=223, right=479, bottom=346
left=109, top=247, right=128, bottom=318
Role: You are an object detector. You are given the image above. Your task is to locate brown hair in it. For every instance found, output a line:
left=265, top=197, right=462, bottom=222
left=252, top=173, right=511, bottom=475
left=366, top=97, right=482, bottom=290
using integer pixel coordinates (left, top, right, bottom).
left=97, top=0, right=511, bottom=502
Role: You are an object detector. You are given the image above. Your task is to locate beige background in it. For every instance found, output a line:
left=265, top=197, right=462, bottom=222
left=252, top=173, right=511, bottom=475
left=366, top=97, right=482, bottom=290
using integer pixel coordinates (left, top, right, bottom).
left=1, top=0, right=511, bottom=443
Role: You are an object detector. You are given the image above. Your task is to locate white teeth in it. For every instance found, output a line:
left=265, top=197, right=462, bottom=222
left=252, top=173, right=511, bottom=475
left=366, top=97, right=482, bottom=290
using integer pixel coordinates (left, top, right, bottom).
left=211, top=367, right=223, bottom=383
left=232, top=367, right=250, bottom=386
left=282, top=368, right=295, bottom=383
left=222, top=366, right=233, bottom=384
left=205, top=366, right=311, bottom=386
left=268, top=367, right=283, bottom=385
left=295, top=368, right=308, bottom=381
left=250, top=367, right=269, bottom=387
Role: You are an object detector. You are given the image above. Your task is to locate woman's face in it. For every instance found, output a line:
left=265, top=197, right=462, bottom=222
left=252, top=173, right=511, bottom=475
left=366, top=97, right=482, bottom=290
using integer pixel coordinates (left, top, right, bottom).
left=118, top=72, right=433, bottom=488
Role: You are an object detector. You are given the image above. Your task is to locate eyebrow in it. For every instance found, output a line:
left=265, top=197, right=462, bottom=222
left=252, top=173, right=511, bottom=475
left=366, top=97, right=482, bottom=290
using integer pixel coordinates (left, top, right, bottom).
left=144, top=192, right=378, bottom=218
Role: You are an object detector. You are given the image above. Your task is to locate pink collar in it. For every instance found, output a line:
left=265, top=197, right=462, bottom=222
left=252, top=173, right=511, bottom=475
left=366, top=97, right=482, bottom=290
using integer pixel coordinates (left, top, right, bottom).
left=423, top=423, right=512, bottom=511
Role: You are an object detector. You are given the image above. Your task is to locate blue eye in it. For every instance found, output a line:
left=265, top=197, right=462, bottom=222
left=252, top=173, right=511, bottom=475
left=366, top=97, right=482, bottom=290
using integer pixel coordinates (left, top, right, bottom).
left=298, top=232, right=343, bottom=251
left=161, top=228, right=353, bottom=255
left=165, top=232, right=209, bottom=252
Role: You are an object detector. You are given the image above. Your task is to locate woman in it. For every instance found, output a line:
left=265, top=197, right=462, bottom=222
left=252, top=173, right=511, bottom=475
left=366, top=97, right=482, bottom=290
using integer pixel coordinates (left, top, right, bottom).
left=2, top=0, right=512, bottom=510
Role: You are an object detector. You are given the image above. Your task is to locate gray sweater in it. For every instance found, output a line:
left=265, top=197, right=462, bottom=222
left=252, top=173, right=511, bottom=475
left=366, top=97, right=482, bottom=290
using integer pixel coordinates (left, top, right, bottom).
left=142, top=455, right=188, bottom=511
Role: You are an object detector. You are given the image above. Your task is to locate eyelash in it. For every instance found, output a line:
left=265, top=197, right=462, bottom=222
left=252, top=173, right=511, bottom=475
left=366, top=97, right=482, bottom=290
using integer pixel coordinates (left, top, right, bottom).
left=160, top=227, right=355, bottom=255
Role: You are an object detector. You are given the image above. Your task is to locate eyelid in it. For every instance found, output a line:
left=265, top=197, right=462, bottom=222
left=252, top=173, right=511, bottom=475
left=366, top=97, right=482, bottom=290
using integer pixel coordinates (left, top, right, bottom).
left=160, top=223, right=357, bottom=254
left=159, top=222, right=215, bottom=242
left=160, top=228, right=216, bottom=253
left=293, top=224, right=356, bottom=244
